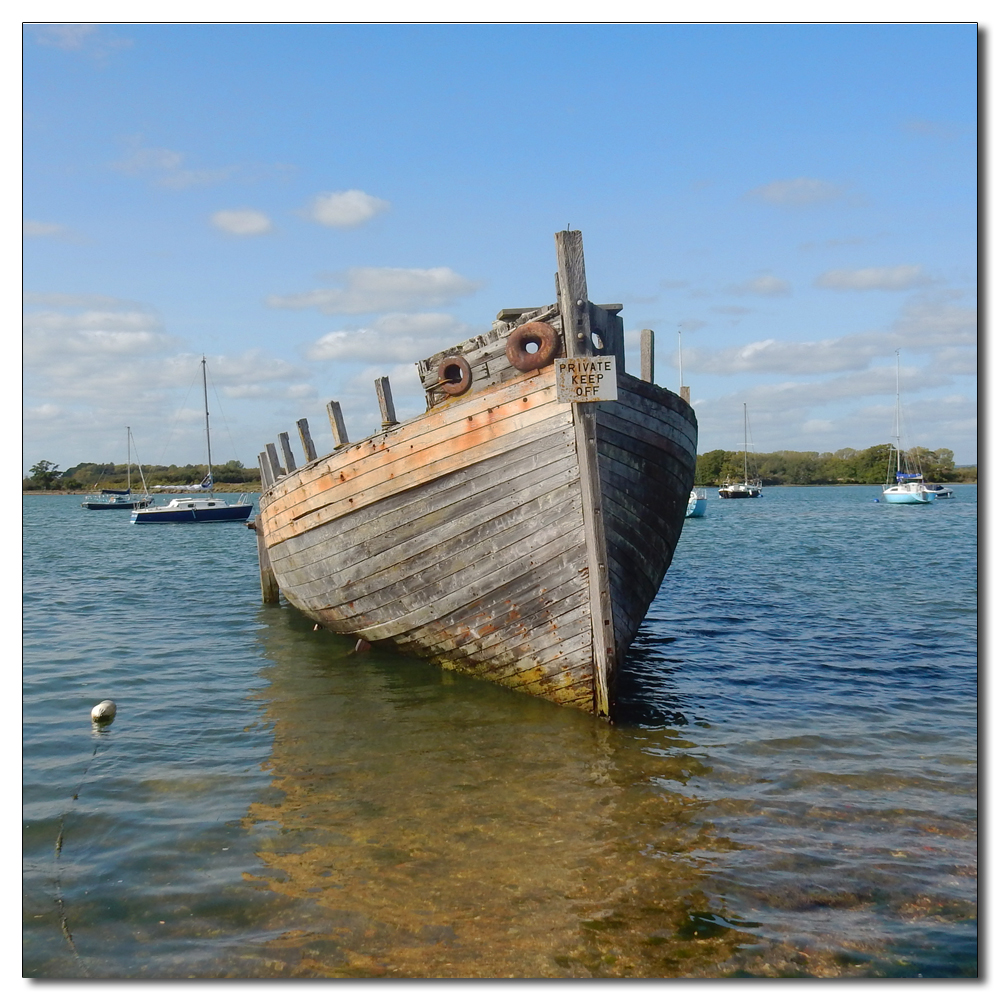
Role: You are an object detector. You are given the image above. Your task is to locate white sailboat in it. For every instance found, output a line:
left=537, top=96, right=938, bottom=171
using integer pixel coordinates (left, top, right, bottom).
left=718, top=404, right=763, bottom=499
left=81, top=426, right=153, bottom=510
left=882, top=352, right=935, bottom=505
left=131, top=357, right=254, bottom=523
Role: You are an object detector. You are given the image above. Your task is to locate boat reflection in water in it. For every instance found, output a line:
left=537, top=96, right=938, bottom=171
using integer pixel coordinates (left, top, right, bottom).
left=240, top=606, right=753, bottom=978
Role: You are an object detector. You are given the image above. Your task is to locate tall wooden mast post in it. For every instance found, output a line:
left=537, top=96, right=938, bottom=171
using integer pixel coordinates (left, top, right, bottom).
left=554, top=230, right=617, bottom=718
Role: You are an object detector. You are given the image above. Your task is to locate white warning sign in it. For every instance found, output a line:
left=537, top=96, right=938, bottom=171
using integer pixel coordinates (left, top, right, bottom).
left=555, top=356, right=618, bottom=403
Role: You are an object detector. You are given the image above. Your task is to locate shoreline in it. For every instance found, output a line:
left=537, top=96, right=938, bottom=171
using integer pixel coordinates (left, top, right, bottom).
left=24, top=481, right=975, bottom=497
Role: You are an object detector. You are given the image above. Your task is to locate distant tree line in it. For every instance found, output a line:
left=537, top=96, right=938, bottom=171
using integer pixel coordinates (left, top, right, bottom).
left=695, top=444, right=975, bottom=486
left=23, top=459, right=261, bottom=492
left=23, top=445, right=977, bottom=492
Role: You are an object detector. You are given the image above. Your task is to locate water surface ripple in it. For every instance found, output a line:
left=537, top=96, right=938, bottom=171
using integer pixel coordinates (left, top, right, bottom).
left=23, top=487, right=977, bottom=977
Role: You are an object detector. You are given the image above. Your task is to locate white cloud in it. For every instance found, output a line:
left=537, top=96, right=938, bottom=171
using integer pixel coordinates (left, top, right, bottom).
left=20, top=294, right=323, bottom=468
left=31, top=23, right=98, bottom=49
left=24, top=292, right=128, bottom=308
left=112, top=138, right=235, bottom=189
left=767, top=365, right=951, bottom=406
left=728, top=274, right=791, bottom=296
left=224, top=382, right=314, bottom=400
left=801, top=419, right=835, bottom=435
left=24, top=219, right=70, bottom=239
left=30, top=23, right=131, bottom=58
left=210, top=209, right=273, bottom=236
left=22, top=299, right=308, bottom=406
left=680, top=318, right=708, bottom=332
left=681, top=292, right=976, bottom=377
left=816, top=265, right=931, bottom=291
left=685, top=337, right=864, bottom=376
left=268, top=267, right=480, bottom=315
left=304, top=189, right=390, bottom=228
left=340, top=363, right=428, bottom=434
left=113, top=143, right=182, bottom=173
left=891, top=293, right=976, bottom=345
left=747, top=177, right=845, bottom=206
left=902, top=119, right=961, bottom=140
left=799, top=235, right=884, bottom=251
left=930, top=347, right=977, bottom=376
left=306, top=313, right=476, bottom=363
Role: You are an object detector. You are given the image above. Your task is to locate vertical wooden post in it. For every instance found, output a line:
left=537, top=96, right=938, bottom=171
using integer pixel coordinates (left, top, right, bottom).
left=555, top=230, right=592, bottom=359
left=296, top=418, right=317, bottom=463
left=265, top=442, right=283, bottom=480
left=641, top=329, right=654, bottom=384
left=554, top=229, right=616, bottom=719
left=680, top=386, right=691, bottom=403
left=258, top=453, right=273, bottom=489
left=253, top=521, right=279, bottom=603
left=278, top=432, right=297, bottom=473
left=327, top=400, right=349, bottom=447
left=375, top=376, right=398, bottom=428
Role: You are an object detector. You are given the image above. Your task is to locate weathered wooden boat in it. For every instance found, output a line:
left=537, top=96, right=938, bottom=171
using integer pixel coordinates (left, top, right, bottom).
left=254, top=231, right=697, bottom=719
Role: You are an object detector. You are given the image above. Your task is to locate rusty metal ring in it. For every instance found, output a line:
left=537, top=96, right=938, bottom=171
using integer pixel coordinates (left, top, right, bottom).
left=437, top=356, right=473, bottom=396
left=505, top=321, right=560, bottom=372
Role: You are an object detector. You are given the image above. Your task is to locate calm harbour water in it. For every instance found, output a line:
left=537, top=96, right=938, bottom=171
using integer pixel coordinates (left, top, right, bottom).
left=22, top=486, right=977, bottom=979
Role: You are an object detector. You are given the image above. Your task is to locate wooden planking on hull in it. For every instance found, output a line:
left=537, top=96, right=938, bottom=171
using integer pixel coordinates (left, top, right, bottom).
left=284, top=485, right=586, bottom=634
left=256, top=229, right=698, bottom=718
left=269, top=413, right=578, bottom=598
left=271, top=429, right=577, bottom=585
left=264, top=371, right=561, bottom=537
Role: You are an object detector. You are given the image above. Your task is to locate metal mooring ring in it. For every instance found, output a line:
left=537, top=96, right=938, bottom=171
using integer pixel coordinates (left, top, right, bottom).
left=437, top=356, right=473, bottom=396
left=505, top=321, right=560, bottom=372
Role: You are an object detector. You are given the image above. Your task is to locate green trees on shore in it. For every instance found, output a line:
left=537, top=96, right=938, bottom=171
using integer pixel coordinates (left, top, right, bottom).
left=22, top=459, right=261, bottom=491
left=24, top=446, right=977, bottom=492
left=695, top=444, right=974, bottom=486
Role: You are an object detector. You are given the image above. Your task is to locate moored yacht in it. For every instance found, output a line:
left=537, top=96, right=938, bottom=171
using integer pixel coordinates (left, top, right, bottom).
left=719, top=404, right=763, bottom=499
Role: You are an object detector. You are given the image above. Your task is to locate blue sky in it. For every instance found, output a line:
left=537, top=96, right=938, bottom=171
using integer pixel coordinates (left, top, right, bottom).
left=22, top=21, right=978, bottom=473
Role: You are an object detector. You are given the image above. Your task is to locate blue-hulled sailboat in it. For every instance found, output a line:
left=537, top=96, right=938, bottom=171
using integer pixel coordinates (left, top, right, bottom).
left=131, top=357, right=253, bottom=524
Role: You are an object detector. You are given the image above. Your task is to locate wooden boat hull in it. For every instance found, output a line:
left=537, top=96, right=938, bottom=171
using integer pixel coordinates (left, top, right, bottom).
left=256, top=232, right=697, bottom=718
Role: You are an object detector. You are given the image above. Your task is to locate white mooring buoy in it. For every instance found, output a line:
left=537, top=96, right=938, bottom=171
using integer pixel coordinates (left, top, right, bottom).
left=91, top=700, right=117, bottom=724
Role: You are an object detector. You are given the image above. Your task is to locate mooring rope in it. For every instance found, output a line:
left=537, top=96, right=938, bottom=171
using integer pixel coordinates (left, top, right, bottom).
left=52, top=737, right=105, bottom=973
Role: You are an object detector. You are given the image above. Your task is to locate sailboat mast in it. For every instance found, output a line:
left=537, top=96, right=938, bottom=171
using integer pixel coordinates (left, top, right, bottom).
left=743, top=403, right=749, bottom=481
left=126, top=426, right=132, bottom=493
left=894, top=350, right=902, bottom=474
left=678, top=329, right=683, bottom=391
left=202, top=356, right=213, bottom=486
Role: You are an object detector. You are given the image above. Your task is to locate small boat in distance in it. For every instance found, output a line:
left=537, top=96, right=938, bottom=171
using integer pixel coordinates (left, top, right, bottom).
left=81, top=427, right=152, bottom=510
left=882, top=352, right=935, bottom=505
left=132, top=357, right=253, bottom=524
left=924, top=484, right=954, bottom=499
left=686, top=488, right=708, bottom=517
left=718, top=404, right=763, bottom=499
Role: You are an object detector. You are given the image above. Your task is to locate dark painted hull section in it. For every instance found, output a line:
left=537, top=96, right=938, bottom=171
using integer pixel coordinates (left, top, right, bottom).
left=131, top=504, right=254, bottom=523
left=82, top=499, right=152, bottom=510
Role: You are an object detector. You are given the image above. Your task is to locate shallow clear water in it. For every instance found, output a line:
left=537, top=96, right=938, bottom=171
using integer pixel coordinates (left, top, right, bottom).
left=23, top=487, right=977, bottom=978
